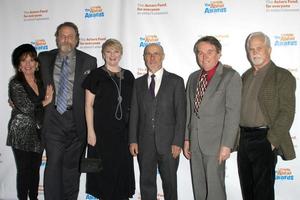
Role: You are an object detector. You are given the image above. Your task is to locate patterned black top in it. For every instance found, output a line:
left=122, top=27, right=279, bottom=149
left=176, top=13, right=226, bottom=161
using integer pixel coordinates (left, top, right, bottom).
left=7, top=78, right=45, bottom=153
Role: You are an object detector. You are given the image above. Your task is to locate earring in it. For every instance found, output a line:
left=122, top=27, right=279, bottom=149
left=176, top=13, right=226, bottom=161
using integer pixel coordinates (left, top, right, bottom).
left=36, top=66, right=39, bottom=71
left=18, top=68, right=22, bottom=72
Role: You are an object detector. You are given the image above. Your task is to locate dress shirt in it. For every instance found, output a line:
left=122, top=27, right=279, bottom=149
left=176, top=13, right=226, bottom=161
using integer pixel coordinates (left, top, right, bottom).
left=148, top=67, right=164, bottom=96
left=205, top=62, right=218, bottom=83
left=53, top=50, right=76, bottom=106
left=240, top=62, right=271, bottom=127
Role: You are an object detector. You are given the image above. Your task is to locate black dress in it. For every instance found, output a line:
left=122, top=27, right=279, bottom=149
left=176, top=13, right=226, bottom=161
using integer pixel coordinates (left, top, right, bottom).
left=82, top=66, right=135, bottom=199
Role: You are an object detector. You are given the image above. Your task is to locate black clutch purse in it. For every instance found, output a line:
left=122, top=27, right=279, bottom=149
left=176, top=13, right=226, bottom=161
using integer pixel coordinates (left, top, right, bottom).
left=80, top=157, right=103, bottom=173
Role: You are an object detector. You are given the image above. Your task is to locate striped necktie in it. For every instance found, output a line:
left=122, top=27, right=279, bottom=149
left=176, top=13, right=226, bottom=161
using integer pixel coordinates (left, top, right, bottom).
left=194, top=71, right=208, bottom=114
left=56, top=57, right=70, bottom=114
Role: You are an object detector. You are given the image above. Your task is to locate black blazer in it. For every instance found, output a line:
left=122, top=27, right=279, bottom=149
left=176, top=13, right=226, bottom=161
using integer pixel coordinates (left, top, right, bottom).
left=39, top=49, right=97, bottom=141
left=7, top=78, right=44, bottom=153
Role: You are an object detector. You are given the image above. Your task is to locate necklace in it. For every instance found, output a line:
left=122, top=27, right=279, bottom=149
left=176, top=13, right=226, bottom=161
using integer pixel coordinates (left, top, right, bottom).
left=104, top=67, right=123, bottom=120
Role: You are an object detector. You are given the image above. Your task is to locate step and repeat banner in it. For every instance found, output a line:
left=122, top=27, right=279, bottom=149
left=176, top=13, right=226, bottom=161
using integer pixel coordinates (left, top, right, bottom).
left=0, top=0, right=299, bottom=199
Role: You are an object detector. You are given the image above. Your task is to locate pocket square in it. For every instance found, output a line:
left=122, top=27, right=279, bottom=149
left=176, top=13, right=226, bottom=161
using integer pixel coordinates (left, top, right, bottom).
left=84, top=69, right=91, bottom=75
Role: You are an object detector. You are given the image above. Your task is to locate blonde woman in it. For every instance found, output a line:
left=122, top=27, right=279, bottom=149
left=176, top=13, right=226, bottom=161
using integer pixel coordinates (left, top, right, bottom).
left=83, top=39, right=135, bottom=200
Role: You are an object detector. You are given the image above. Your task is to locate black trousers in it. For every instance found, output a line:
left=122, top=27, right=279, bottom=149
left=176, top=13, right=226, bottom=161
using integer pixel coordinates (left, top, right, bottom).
left=12, top=148, right=42, bottom=200
left=237, top=127, right=277, bottom=200
left=44, top=109, right=84, bottom=200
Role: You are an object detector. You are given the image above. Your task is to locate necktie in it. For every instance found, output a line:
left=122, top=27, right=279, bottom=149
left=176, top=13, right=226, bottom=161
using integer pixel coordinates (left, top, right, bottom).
left=149, top=74, right=155, bottom=97
left=56, top=57, right=70, bottom=114
left=194, top=71, right=208, bottom=114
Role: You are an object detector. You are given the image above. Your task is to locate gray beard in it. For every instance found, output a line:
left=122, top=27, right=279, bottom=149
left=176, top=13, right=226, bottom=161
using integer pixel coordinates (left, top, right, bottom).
left=59, top=44, right=74, bottom=54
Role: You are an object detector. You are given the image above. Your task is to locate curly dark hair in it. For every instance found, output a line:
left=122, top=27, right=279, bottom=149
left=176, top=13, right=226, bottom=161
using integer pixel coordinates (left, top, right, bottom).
left=11, top=43, right=42, bottom=84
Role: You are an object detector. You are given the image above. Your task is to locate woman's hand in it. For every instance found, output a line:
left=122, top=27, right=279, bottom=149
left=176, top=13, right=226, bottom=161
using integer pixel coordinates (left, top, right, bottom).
left=88, top=130, right=97, bottom=146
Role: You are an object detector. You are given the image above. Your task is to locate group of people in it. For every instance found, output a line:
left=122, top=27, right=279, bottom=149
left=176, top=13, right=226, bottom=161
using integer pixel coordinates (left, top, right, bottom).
left=6, top=21, right=295, bottom=200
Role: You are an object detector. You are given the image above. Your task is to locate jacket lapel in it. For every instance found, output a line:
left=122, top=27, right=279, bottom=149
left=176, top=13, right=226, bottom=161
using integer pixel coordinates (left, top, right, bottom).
left=156, top=69, right=168, bottom=100
left=140, top=74, right=150, bottom=98
left=73, top=50, right=84, bottom=99
left=48, top=50, right=58, bottom=85
left=191, top=70, right=201, bottom=99
left=258, top=62, right=276, bottom=124
left=259, top=62, right=275, bottom=97
left=200, top=63, right=223, bottom=106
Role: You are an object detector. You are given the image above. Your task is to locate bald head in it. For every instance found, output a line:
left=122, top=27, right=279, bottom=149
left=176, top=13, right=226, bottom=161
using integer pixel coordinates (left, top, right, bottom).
left=143, top=43, right=165, bottom=73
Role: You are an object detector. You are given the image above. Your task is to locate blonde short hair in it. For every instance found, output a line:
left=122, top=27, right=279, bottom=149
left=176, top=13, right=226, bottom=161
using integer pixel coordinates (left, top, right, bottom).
left=101, top=38, right=123, bottom=55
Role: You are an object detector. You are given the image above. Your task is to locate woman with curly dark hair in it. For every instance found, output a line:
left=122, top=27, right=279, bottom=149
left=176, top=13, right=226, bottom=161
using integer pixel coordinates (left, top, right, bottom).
left=7, top=44, right=53, bottom=200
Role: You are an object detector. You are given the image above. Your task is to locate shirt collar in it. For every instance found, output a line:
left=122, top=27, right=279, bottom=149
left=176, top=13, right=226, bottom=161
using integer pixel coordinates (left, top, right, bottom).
left=148, top=67, right=164, bottom=79
left=58, top=49, right=75, bottom=60
left=203, top=62, right=219, bottom=82
left=252, top=61, right=271, bottom=76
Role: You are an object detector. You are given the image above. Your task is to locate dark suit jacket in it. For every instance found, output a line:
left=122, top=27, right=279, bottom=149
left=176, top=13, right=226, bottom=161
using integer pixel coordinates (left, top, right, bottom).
left=242, top=61, right=296, bottom=160
left=129, top=69, right=186, bottom=154
left=39, top=49, right=97, bottom=141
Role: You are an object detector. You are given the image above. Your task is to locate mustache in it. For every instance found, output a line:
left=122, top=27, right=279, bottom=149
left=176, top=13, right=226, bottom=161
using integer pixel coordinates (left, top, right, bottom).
left=59, top=42, right=72, bottom=46
left=251, top=55, right=262, bottom=59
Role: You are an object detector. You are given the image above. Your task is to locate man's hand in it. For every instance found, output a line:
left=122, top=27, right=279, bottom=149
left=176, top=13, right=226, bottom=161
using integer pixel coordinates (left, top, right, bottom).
left=218, top=146, right=231, bottom=164
left=171, top=145, right=181, bottom=159
left=183, top=140, right=191, bottom=160
left=129, top=143, right=139, bottom=156
left=271, top=144, right=275, bottom=151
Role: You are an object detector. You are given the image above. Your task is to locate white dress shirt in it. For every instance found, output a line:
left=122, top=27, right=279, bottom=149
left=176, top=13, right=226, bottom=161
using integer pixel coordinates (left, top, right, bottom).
left=147, top=67, right=164, bottom=97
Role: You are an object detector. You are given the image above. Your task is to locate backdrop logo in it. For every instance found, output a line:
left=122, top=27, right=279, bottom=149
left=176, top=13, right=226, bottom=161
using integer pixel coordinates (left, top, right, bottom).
left=84, top=6, right=104, bottom=18
left=197, top=34, right=230, bottom=45
left=79, top=36, right=106, bottom=49
left=31, top=39, right=48, bottom=52
left=86, top=194, right=98, bottom=199
left=286, top=67, right=299, bottom=80
left=204, top=1, right=227, bottom=14
left=137, top=67, right=147, bottom=76
left=138, top=35, right=161, bottom=75
left=24, top=9, right=49, bottom=21
left=266, top=0, right=299, bottom=12
left=40, top=155, right=47, bottom=167
left=157, top=193, right=164, bottom=200
left=274, top=34, right=297, bottom=46
left=136, top=192, right=164, bottom=200
left=137, top=2, right=168, bottom=15
left=291, top=135, right=297, bottom=148
left=139, top=35, right=160, bottom=48
left=38, top=185, right=44, bottom=194
left=275, top=168, right=294, bottom=181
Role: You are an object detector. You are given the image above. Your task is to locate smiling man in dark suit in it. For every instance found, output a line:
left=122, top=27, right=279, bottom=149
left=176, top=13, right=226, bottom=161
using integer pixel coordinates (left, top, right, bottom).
left=129, top=43, right=186, bottom=200
left=39, top=22, right=97, bottom=200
